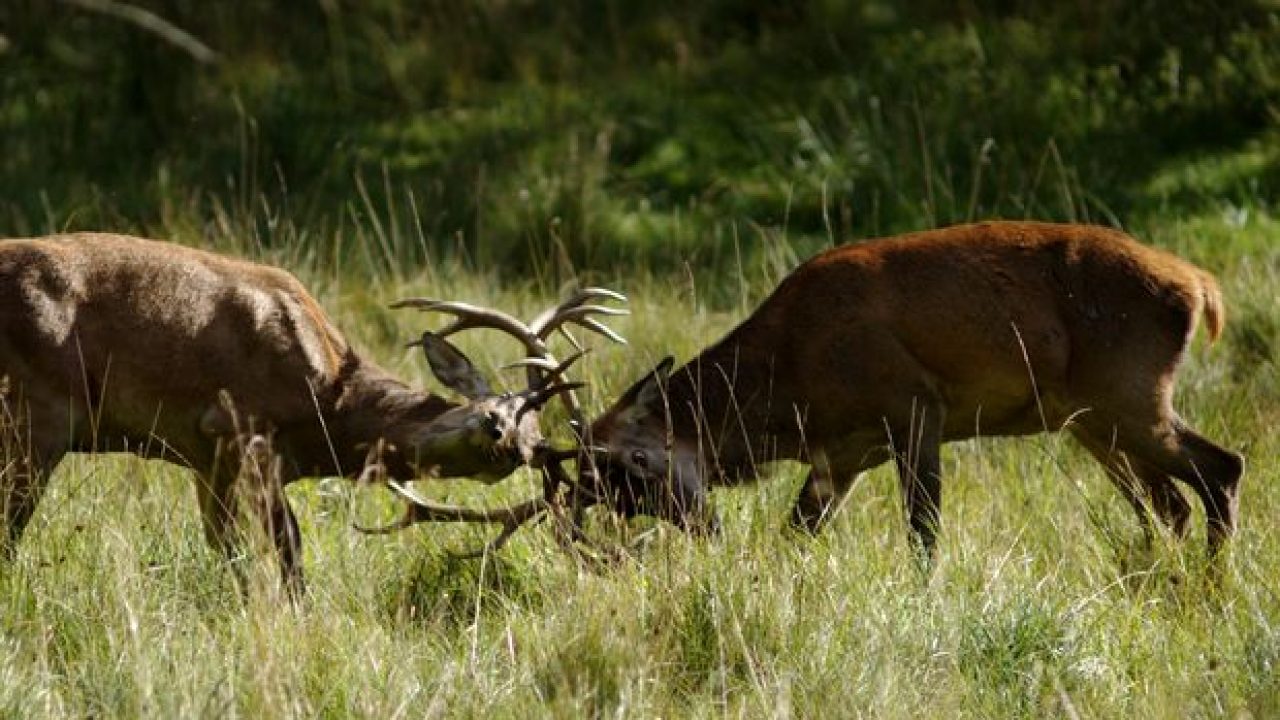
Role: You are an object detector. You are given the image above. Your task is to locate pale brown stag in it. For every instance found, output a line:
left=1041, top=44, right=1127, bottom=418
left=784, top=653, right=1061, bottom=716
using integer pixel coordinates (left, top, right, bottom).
left=581, top=221, right=1243, bottom=561
left=0, top=233, right=624, bottom=591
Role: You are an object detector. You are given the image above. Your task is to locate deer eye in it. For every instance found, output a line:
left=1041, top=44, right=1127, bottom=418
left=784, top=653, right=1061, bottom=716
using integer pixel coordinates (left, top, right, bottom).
left=630, top=450, right=648, bottom=469
left=483, top=412, right=503, bottom=440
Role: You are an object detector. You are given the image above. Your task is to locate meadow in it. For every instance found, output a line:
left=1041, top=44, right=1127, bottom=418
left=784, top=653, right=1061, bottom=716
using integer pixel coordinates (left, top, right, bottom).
left=3, top=2, right=1279, bottom=717
left=0, top=210, right=1276, bottom=718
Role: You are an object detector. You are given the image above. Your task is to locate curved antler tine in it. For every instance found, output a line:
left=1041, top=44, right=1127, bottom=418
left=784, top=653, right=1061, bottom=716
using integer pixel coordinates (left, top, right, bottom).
left=576, top=317, right=628, bottom=345
left=556, top=327, right=587, bottom=353
left=529, top=286, right=629, bottom=344
left=390, top=481, right=548, bottom=522
left=354, top=480, right=550, bottom=532
left=577, top=286, right=628, bottom=303
left=503, top=357, right=560, bottom=371
left=515, top=382, right=587, bottom=424
left=504, top=349, right=588, bottom=390
left=552, top=305, right=631, bottom=321
left=545, top=308, right=630, bottom=348
left=391, top=298, right=544, bottom=357
left=535, top=350, right=588, bottom=390
left=388, top=297, right=451, bottom=312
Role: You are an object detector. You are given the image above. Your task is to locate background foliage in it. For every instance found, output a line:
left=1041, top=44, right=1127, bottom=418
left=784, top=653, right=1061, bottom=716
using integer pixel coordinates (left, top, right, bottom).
left=3, top=1, right=1277, bottom=273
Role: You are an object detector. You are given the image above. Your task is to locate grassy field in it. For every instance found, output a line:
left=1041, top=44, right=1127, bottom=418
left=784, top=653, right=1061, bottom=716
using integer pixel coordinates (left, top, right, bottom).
left=0, top=209, right=1276, bottom=718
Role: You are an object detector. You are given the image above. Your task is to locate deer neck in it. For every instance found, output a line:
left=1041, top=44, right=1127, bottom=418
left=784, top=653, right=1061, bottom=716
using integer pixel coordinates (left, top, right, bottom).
left=328, top=356, right=456, bottom=477
left=667, top=338, right=794, bottom=484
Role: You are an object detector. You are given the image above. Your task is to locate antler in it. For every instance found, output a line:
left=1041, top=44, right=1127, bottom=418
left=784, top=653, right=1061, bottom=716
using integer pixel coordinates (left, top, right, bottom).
left=392, top=288, right=628, bottom=422
left=390, top=287, right=632, bottom=356
left=355, top=287, right=628, bottom=555
left=354, top=485, right=550, bottom=559
left=355, top=444, right=594, bottom=557
left=389, top=299, right=544, bottom=356
left=529, top=287, right=631, bottom=350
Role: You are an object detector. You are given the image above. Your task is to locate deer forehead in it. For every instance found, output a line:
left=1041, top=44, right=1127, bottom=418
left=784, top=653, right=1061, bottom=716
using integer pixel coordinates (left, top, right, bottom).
left=596, top=414, right=665, bottom=455
left=427, top=395, right=536, bottom=431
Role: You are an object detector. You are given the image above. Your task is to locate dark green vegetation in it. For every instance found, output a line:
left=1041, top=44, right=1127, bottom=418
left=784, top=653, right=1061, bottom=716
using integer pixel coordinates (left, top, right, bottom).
left=1, top=2, right=1278, bottom=717
left=4, top=1, right=1278, bottom=275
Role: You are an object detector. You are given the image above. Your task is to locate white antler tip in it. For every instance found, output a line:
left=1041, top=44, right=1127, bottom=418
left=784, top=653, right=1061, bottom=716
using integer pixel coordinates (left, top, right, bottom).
left=579, top=287, right=628, bottom=303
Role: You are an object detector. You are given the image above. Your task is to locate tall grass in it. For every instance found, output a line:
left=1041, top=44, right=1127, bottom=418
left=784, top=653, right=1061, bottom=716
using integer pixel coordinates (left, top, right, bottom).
left=2, top=202, right=1277, bottom=718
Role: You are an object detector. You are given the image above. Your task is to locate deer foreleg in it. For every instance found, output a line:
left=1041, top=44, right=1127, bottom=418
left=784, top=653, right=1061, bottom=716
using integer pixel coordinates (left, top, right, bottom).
left=238, top=434, right=304, bottom=597
left=889, top=399, right=946, bottom=564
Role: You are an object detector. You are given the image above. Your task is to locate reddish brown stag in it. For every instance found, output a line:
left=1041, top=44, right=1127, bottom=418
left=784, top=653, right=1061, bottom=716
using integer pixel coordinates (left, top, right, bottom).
left=0, top=233, right=625, bottom=591
left=581, top=221, right=1243, bottom=561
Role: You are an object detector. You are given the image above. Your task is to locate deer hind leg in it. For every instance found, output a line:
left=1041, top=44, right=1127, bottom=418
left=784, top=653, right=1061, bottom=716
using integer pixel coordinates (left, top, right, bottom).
left=790, top=442, right=891, bottom=534
left=1080, top=413, right=1242, bottom=559
left=1069, top=311, right=1243, bottom=560
left=888, top=398, right=946, bottom=563
left=0, top=392, right=70, bottom=559
left=1072, top=428, right=1192, bottom=542
left=1124, top=420, right=1242, bottom=559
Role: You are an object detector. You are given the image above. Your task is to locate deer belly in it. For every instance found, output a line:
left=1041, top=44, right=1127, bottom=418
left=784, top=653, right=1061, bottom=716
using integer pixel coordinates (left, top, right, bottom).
left=939, top=376, right=1073, bottom=440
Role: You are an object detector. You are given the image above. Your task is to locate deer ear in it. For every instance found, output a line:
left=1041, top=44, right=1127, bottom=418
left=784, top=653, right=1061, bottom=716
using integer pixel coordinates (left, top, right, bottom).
left=418, top=332, right=492, bottom=400
left=616, top=356, right=674, bottom=423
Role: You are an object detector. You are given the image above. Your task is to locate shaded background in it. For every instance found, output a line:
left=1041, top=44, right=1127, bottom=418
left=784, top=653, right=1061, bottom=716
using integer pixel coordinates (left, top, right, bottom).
left=2, top=1, right=1277, bottom=273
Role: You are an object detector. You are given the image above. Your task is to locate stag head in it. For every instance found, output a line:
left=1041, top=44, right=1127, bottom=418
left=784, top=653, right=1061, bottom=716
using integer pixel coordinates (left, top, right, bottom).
left=576, top=357, right=717, bottom=534
left=392, top=332, right=583, bottom=481
left=357, top=287, right=628, bottom=556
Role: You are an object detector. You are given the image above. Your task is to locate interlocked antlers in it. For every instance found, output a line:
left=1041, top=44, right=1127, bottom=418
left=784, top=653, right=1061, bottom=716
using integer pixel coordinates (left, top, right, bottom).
left=354, top=287, right=626, bottom=556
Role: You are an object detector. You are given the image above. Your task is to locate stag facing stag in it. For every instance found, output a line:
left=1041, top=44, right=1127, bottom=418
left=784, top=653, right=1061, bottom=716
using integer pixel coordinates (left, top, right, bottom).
left=577, top=221, right=1244, bottom=563
left=0, top=233, right=625, bottom=592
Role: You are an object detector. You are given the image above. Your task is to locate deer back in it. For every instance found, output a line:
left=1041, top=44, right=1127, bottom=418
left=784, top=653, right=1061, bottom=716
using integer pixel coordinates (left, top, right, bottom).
left=0, top=233, right=354, bottom=464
